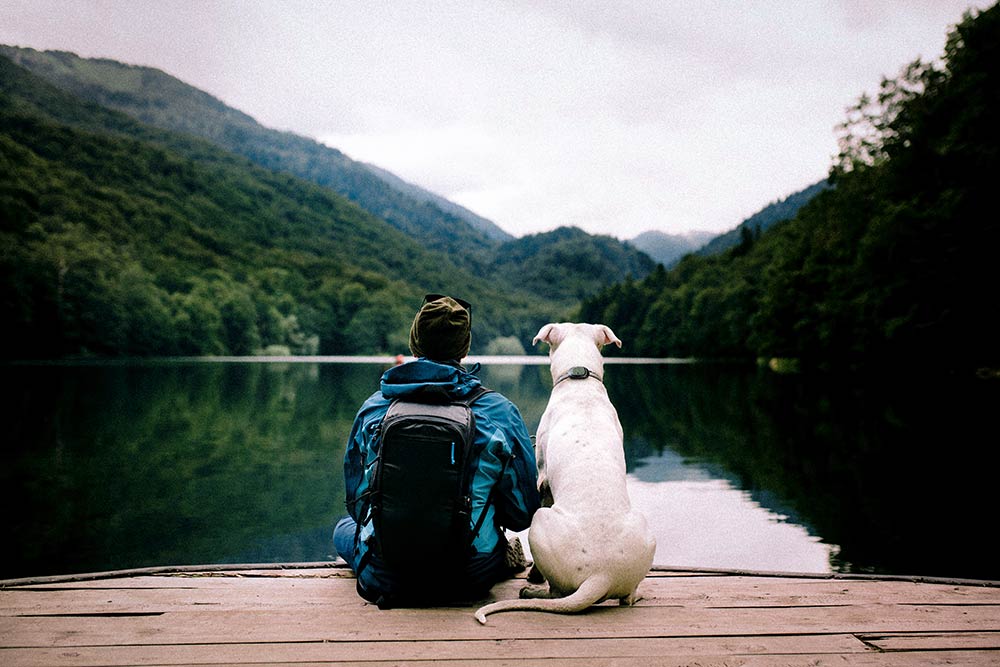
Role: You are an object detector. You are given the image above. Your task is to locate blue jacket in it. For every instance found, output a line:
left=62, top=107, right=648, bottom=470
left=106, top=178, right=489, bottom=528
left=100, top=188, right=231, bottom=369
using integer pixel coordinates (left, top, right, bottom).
left=343, top=359, right=540, bottom=598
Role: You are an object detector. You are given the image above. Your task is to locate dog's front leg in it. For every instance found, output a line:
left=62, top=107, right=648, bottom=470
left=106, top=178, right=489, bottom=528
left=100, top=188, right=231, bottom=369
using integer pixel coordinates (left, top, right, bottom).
left=539, top=479, right=553, bottom=508
left=526, top=563, right=546, bottom=583
left=619, top=585, right=644, bottom=606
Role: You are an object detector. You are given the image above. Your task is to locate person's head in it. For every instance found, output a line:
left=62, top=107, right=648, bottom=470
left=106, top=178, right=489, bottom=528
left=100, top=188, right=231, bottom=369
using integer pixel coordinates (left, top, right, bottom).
left=408, top=294, right=472, bottom=361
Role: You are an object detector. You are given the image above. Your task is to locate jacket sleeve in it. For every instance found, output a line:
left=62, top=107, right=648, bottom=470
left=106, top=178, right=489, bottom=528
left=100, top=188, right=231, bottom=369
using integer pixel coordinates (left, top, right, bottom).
left=342, top=394, right=386, bottom=522
left=493, top=400, right=541, bottom=531
left=342, top=407, right=367, bottom=522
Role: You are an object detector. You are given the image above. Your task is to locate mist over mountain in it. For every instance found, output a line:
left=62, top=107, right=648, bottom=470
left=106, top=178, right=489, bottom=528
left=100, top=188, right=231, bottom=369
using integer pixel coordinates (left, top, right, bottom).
left=360, top=161, right=511, bottom=242
left=629, top=229, right=717, bottom=267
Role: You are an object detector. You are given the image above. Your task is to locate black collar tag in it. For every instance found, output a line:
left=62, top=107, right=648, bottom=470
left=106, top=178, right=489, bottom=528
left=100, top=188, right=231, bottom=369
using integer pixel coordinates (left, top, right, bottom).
left=553, top=366, right=602, bottom=385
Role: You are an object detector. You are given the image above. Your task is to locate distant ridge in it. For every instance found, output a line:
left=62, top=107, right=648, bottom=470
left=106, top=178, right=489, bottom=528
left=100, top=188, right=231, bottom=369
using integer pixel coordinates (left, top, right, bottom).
left=629, top=230, right=716, bottom=267
left=628, top=181, right=830, bottom=268
left=361, top=162, right=511, bottom=242
left=695, top=180, right=831, bottom=258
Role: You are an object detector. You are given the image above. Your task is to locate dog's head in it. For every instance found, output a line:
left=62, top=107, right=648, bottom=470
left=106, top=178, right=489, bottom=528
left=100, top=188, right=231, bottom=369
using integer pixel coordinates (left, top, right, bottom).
left=532, top=322, right=622, bottom=352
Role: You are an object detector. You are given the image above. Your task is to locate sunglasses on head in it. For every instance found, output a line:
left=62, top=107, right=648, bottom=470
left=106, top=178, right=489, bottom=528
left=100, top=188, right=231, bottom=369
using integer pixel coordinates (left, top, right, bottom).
left=423, top=294, right=472, bottom=311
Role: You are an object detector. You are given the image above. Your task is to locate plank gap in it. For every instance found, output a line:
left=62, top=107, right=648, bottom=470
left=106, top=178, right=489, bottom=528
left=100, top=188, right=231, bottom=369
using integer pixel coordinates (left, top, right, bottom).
left=705, top=604, right=852, bottom=610
left=15, top=612, right=166, bottom=618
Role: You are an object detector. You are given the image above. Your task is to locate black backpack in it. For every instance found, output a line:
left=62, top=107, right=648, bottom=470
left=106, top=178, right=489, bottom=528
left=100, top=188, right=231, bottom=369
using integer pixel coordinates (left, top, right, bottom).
left=363, top=386, right=505, bottom=603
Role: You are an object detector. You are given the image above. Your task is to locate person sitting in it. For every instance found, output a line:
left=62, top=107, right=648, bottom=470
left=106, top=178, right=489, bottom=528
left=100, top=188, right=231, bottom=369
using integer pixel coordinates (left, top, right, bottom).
left=333, top=294, right=540, bottom=606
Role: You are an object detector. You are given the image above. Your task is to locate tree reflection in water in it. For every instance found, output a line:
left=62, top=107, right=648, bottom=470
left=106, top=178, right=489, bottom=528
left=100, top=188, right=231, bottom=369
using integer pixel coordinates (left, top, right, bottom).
left=2, top=361, right=996, bottom=581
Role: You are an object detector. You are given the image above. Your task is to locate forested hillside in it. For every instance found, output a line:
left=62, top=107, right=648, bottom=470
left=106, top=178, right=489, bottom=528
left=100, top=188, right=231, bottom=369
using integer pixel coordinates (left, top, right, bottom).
left=693, top=180, right=830, bottom=259
left=492, top=226, right=655, bottom=301
left=0, top=46, right=652, bottom=356
left=0, top=55, right=546, bottom=357
left=581, top=6, right=999, bottom=372
left=0, top=45, right=509, bottom=266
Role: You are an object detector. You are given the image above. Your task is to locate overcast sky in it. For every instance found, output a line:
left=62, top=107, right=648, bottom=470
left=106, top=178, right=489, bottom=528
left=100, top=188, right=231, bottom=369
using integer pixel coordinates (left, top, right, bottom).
left=1, top=1, right=992, bottom=239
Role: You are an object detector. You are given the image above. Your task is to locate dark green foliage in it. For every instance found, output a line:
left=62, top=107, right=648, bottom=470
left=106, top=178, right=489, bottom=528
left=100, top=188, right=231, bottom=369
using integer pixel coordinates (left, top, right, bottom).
left=0, top=45, right=510, bottom=264
left=0, top=55, right=495, bottom=357
left=490, top=226, right=655, bottom=302
left=1, top=48, right=655, bottom=358
left=582, top=6, right=1000, bottom=371
left=1, top=362, right=370, bottom=576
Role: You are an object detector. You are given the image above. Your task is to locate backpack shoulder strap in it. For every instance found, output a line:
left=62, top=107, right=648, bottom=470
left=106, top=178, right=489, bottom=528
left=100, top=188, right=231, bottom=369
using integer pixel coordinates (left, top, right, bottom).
left=459, top=384, right=513, bottom=545
left=455, top=384, right=492, bottom=407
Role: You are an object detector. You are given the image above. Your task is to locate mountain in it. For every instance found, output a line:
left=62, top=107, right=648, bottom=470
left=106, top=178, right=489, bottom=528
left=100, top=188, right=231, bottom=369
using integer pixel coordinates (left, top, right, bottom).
left=0, top=45, right=651, bottom=298
left=360, top=162, right=511, bottom=242
left=490, top=226, right=656, bottom=301
left=629, top=181, right=828, bottom=268
left=0, top=45, right=504, bottom=266
left=629, top=230, right=716, bottom=267
left=0, top=53, right=546, bottom=357
left=694, top=180, right=831, bottom=258
left=0, top=50, right=656, bottom=358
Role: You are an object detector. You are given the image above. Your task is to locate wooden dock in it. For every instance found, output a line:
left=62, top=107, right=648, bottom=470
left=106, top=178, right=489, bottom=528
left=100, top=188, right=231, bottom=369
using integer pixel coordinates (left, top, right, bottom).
left=2, top=563, right=999, bottom=665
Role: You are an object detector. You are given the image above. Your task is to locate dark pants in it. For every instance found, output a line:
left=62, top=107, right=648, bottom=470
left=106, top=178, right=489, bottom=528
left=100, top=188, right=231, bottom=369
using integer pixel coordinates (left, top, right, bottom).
left=333, top=515, right=510, bottom=606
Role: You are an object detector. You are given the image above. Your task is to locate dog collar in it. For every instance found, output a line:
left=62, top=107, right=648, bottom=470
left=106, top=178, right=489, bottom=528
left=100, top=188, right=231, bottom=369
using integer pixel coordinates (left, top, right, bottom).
left=553, top=366, right=602, bottom=385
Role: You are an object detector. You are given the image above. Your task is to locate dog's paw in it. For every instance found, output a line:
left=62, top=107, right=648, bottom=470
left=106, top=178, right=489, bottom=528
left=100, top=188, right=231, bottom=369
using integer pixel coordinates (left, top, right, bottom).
left=619, top=591, right=642, bottom=606
left=519, top=583, right=551, bottom=599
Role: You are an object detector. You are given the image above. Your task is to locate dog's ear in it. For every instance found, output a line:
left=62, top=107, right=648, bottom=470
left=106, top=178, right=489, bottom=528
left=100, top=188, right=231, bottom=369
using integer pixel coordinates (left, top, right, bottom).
left=597, top=325, right=623, bottom=349
left=532, top=323, right=562, bottom=347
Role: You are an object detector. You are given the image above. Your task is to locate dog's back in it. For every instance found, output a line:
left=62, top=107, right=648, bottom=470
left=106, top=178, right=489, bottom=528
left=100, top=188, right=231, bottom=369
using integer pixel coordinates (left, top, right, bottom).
left=475, top=323, right=655, bottom=624
left=537, top=378, right=629, bottom=510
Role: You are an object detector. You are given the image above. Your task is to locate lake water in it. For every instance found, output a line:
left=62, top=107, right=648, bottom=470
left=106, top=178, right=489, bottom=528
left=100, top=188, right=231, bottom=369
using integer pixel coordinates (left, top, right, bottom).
left=2, top=359, right=997, bottom=581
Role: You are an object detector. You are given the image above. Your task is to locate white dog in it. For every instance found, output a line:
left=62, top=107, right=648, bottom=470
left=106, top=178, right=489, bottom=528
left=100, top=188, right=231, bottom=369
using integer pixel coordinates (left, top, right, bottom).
left=475, top=322, right=655, bottom=623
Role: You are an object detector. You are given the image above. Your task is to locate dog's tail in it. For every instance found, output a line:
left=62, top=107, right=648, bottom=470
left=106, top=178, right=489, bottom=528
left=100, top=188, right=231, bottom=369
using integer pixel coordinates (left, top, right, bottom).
left=474, top=573, right=611, bottom=624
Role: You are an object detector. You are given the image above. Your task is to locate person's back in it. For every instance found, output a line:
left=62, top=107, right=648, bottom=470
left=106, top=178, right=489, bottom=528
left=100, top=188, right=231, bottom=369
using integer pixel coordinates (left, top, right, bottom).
left=334, top=295, right=541, bottom=606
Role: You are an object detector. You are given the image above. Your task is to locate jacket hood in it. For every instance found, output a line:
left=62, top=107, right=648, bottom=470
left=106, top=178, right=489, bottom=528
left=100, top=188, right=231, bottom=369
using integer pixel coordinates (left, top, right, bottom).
left=380, top=358, right=482, bottom=402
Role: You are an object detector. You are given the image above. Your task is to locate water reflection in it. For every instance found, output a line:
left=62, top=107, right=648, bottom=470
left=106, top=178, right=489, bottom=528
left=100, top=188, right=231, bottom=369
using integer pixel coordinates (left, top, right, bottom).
left=628, top=450, right=835, bottom=573
left=602, top=363, right=999, bottom=581
left=2, top=360, right=996, bottom=581
left=1, top=362, right=364, bottom=578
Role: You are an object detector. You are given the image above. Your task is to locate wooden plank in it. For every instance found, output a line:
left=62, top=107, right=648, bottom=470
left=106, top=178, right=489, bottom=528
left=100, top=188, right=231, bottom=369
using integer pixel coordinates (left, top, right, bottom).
left=5, top=574, right=996, bottom=617
left=859, top=631, right=1000, bottom=651
left=0, top=634, right=871, bottom=666
left=637, top=574, right=1000, bottom=594
left=224, top=654, right=997, bottom=667
left=2, top=567, right=999, bottom=667
left=647, top=567, right=1000, bottom=588
left=2, top=568, right=353, bottom=590
left=11, top=569, right=994, bottom=603
left=635, top=577, right=1000, bottom=606
left=0, top=564, right=352, bottom=588
left=2, top=601, right=998, bottom=647
left=0, top=578, right=364, bottom=614
left=2, top=648, right=999, bottom=667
